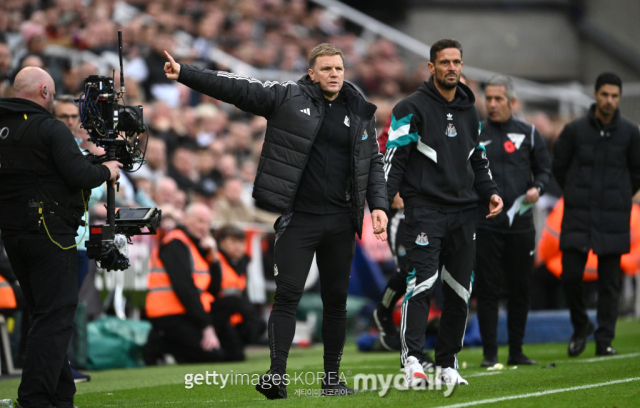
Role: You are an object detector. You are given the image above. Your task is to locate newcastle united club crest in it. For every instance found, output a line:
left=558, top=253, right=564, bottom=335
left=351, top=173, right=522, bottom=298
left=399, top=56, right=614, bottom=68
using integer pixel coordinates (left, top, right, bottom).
left=415, top=232, right=429, bottom=246
left=445, top=123, right=457, bottom=137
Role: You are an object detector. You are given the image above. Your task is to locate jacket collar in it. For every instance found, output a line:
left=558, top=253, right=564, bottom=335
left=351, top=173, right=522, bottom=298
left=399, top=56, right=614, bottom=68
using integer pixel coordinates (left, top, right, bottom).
left=419, top=76, right=476, bottom=109
left=177, top=225, right=210, bottom=259
left=588, top=103, right=619, bottom=131
left=297, top=75, right=377, bottom=119
left=487, top=115, right=515, bottom=129
left=0, top=97, right=53, bottom=116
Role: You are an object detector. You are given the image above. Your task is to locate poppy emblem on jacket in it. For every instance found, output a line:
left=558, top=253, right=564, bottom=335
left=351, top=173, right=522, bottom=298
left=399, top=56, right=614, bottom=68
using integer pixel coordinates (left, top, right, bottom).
left=504, top=140, right=516, bottom=153
left=445, top=123, right=457, bottom=137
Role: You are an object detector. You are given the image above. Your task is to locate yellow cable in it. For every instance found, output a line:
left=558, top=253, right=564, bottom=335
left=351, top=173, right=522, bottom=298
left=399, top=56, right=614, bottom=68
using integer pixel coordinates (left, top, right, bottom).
left=41, top=190, right=88, bottom=250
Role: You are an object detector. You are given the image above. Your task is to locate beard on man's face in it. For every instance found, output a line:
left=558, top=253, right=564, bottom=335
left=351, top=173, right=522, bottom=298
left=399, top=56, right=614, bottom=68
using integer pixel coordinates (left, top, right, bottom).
left=436, top=73, right=459, bottom=90
left=599, top=102, right=615, bottom=113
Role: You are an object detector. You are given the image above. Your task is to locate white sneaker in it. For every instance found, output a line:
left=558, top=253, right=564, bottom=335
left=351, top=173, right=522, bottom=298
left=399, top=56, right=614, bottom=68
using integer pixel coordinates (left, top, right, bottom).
left=403, top=356, right=428, bottom=388
left=439, top=367, right=468, bottom=385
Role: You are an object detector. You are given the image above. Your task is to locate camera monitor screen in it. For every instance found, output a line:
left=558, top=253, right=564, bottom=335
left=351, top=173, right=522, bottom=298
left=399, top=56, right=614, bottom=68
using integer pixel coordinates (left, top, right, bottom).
left=117, top=208, right=154, bottom=220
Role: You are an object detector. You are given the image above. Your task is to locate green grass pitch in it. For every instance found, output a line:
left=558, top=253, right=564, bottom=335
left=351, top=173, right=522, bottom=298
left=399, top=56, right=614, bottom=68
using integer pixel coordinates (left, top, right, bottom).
left=1, top=317, right=639, bottom=407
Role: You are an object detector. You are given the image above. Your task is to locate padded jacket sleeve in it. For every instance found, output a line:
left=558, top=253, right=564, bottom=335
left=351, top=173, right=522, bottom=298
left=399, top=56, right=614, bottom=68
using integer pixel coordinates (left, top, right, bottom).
left=366, top=116, right=388, bottom=212
left=177, top=64, right=293, bottom=119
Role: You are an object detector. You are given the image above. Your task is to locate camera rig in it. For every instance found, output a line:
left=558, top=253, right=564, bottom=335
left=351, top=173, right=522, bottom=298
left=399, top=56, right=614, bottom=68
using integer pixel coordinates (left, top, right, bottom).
left=78, top=31, right=161, bottom=271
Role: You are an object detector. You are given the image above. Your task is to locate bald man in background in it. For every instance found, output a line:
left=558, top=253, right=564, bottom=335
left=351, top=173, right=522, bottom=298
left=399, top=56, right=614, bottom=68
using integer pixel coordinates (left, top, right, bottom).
left=0, top=67, right=121, bottom=408
left=144, top=203, right=246, bottom=364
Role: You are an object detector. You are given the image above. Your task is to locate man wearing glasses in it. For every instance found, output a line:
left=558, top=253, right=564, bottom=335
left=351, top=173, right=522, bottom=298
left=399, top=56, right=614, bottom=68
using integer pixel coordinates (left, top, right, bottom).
left=54, top=96, right=82, bottom=140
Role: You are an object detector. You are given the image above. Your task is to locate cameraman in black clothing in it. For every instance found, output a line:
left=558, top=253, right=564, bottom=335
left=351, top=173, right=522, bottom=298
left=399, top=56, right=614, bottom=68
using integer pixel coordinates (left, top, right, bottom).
left=164, top=43, right=388, bottom=398
left=0, top=67, right=121, bottom=408
left=475, top=75, right=551, bottom=368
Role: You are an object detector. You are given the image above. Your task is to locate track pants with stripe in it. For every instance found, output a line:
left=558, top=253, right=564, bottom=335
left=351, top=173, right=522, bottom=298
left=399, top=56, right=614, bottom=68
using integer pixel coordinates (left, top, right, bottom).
left=378, top=209, right=410, bottom=311
left=269, top=212, right=356, bottom=375
left=379, top=209, right=443, bottom=313
left=401, top=206, right=476, bottom=369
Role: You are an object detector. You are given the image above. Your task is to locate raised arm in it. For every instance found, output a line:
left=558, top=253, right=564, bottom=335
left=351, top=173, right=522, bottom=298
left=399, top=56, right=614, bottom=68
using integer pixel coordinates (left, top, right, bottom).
left=165, top=51, right=293, bottom=118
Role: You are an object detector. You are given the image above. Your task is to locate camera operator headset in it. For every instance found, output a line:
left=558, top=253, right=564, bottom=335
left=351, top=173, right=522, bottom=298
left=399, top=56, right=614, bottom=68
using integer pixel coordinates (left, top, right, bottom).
left=0, top=67, right=121, bottom=408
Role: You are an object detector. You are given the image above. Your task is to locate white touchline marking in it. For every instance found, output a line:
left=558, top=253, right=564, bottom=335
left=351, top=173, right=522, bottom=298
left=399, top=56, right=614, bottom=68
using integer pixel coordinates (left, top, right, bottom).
left=569, top=351, right=640, bottom=363
left=465, top=371, right=503, bottom=378
left=434, top=377, right=640, bottom=408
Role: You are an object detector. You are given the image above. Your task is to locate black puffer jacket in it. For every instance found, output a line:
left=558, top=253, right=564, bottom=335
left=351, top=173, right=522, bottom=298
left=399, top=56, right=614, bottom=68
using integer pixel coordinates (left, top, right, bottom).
left=553, top=105, right=640, bottom=255
left=178, top=65, right=388, bottom=237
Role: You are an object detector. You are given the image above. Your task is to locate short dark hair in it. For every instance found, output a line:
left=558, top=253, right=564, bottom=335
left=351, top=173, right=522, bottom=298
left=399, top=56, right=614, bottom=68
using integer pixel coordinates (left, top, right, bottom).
left=216, top=224, right=245, bottom=241
left=595, top=72, right=622, bottom=93
left=430, top=39, right=463, bottom=63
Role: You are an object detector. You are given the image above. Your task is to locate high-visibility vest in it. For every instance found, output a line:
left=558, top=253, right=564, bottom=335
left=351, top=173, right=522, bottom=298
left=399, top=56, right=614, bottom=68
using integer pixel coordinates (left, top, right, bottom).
left=145, top=229, right=214, bottom=318
left=0, top=275, right=17, bottom=309
left=217, top=251, right=247, bottom=326
left=536, top=198, right=640, bottom=281
left=218, top=251, right=247, bottom=294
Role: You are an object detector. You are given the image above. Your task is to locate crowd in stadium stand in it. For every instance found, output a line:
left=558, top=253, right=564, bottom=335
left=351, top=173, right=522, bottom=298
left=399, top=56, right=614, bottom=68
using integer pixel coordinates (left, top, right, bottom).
left=0, top=0, right=574, bottom=234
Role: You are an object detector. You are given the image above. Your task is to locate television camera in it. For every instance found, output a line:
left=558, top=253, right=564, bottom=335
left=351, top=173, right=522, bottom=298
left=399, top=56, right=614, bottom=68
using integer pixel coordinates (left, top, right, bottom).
left=77, top=31, right=161, bottom=271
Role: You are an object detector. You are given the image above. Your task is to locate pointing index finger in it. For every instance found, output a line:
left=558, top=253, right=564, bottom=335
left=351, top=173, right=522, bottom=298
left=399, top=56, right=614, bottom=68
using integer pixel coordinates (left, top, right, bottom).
left=164, top=50, right=174, bottom=63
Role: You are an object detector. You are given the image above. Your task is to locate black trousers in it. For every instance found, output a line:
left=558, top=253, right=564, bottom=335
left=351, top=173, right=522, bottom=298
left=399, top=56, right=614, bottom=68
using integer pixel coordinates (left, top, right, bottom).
left=401, top=207, right=476, bottom=369
left=147, top=298, right=246, bottom=364
left=561, top=249, right=622, bottom=346
left=3, top=234, right=78, bottom=408
left=215, top=295, right=266, bottom=345
left=269, top=212, right=355, bottom=375
left=476, top=228, right=535, bottom=357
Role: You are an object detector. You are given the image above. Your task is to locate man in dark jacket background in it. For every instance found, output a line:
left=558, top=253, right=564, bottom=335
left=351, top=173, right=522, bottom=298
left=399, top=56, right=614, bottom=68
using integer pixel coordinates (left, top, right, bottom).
left=553, top=72, right=640, bottom=357
left=476, top=75, right=551, bottom=368
left=164, top=43, right=388, bottom=398
left=384, top=39, right=503, bottom=387
left=0, top=67, right=120, bottom=408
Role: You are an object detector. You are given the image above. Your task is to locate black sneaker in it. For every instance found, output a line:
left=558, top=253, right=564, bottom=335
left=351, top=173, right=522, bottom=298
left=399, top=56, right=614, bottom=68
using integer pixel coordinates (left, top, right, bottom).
left=71, top=367, right=91, bottom=383
left=321, top=374, right=354, bottom=397
left=480, top=355, right=498, bottom=367
left=595, top=344, right=617, bottom=356
left=373, top=306, right=400, bottom=351
left=507, top=353, right=537, bottom=365
left=256, top=369, right=288, bottom=399
left=568, top=320, right=595, bottom=357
